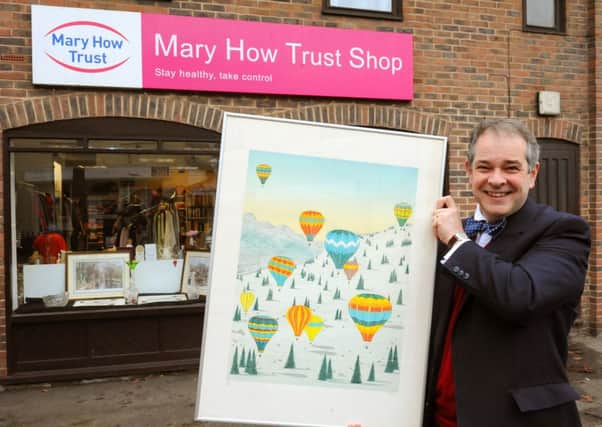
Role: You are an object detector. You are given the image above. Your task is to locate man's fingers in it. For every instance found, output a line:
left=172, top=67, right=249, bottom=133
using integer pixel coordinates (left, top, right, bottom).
left=435, top=195, right=457, bottom=210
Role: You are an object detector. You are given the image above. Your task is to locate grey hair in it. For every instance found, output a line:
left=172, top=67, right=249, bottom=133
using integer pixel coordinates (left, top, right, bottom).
left=467, top=118, right=540, bottom=171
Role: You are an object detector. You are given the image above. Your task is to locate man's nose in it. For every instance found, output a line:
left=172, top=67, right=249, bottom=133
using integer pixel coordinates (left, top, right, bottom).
left=488, top=169, right=506, bottom=186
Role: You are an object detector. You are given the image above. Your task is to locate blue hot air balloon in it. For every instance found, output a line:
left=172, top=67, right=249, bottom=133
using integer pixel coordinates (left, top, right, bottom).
left=248, top=315, right=279, bottom=353
left=324, top=229, right=360, bottom=269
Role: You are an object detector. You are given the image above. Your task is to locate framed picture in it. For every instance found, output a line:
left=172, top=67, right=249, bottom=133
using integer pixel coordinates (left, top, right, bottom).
left=66, top=251, right=131, bottom=300
left=181, top=251, right=211, bottom=297
left=195, top=113, right=447, bottom=427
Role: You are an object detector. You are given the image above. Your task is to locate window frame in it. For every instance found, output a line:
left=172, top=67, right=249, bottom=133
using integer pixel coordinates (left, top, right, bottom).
left=522, top=0, right=566, bottom=35
left=322, top=0, right=402, bottom=21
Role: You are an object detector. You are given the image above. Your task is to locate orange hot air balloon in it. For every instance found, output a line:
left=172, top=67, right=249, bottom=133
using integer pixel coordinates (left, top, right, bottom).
left=299, top=210, right=325, bottom=243
left=286, top=305, right=312, bottom=337
left=343, top=259, right=359, bottom=282
left=240, top=291, right=255, bottom=313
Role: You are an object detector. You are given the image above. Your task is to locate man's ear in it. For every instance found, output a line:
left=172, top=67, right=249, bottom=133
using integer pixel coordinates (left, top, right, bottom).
left=528, top=162, right=540, bottom=189
left=464, top=159, right=472, bottom=177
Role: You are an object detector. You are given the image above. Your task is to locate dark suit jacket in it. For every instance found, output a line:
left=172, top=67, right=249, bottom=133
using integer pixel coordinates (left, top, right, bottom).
left=423, top=198, right=591, bottom=427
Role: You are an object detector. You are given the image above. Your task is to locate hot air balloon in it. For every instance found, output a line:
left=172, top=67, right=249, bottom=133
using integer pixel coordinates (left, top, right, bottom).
left=240, top=291, right=255, bottom=313
left=343, top=259, right=359, bottom=282
left=248, top=315, right=278, bottom=353
left=324, top=229, right=360, bottom=269
left=304, top=315, right=324, bottom=343
left=299, top=210, right=325, bottom=243
left=256, top=163, right=272, bottom=185
left=348, top=293, right=392, bottom=343
left=394, top=202, right=413, bottom=227
left=268, top=256, right=296, bottom=288
left=286, top=305, right=312, bottom=337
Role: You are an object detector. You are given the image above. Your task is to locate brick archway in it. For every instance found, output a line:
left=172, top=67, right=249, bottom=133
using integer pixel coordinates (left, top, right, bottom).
left=525, top=118, right=584, bottom=144
left=0, top=94, right=450, bottom=136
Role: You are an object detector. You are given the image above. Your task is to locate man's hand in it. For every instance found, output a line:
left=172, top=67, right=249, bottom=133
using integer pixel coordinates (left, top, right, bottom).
left=433, top=195, right=464, bottom=245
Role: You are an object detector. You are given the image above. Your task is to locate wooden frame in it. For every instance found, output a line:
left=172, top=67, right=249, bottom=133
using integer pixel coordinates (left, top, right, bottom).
left=181, top=251, right=211, bottom=297
left=66, top=251, right=131, bottom=300
left=322, top=0, right=402, bottom=21
left=523, top=0, right=565, bottom=35
left=195, top=113, right=447, bottom=427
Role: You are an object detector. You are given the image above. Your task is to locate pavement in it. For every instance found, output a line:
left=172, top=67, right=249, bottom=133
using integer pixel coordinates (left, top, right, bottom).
left=1, top=330, right=602, bottom=427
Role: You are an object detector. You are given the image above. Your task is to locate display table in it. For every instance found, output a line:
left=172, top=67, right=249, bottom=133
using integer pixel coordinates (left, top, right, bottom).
left=5, top=299, right=204, bottom=384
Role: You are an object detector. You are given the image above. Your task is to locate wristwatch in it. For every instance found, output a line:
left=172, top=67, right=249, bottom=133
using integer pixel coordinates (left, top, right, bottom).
left=447, top=231, right=469, bottom=248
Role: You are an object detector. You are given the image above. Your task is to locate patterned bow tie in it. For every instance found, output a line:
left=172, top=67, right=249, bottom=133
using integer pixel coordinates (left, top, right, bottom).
left=463, top=217, right=507, bottom=240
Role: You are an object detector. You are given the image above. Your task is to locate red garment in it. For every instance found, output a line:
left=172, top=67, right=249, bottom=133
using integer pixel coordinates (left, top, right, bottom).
left=434, top=285, right=466, bottom=427
left=33, top=232, right=67, bottom=263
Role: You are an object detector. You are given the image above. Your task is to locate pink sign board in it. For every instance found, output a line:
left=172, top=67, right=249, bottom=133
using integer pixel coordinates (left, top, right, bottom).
left=142, top=14, right=413, bottom=100
left=32, top=5, right=413, bottom=100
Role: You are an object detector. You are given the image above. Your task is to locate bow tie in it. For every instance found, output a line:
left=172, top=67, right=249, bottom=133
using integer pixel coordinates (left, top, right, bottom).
left=463, top=217, right=507, bottom=240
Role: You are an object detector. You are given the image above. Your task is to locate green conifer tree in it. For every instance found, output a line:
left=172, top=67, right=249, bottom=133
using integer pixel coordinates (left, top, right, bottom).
left=405, top=264, right=409, bottom=275
left=357, top=275, right=365, bottom=290
left=385, top=347, right=395, bottom=373
left=363, top=249, right=367, bottom=257
left=327, top=359, right=333, bottom=379
left=230, top=347, right=240, bottom=375
left=318, top=355, right=328, bottom=380
left=284, top=343, right=296, bottom=369
left=351, top=355, right=362, bottom=384
left=292, top=297, right=297, bottom=306
left=233, top=306, right=241, bottom=321
left=267, top=288, right=273, bottom=301
left=291, top=279, right=296, bottom=289
left=396, top=289, right=403, bottom=305
left=368, top=260, right=372, bottom=270
left=318, top=293, right=322, bottom=304
left=253, top=299, right=259, bottom=311
left=393, top=346, right=399, bottom=370
left=368, top=363, right=376, bottom=382
left=240, top=348, right=246, bottom=367
left=256, top=270, right=260, bottom=278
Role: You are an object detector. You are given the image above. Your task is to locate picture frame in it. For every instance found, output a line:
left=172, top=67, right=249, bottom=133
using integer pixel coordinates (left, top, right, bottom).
left=195, top=113, right=447, bottom=427
left=181, top=251, right=211, bottom=297
left=66, top=251, right=131, bottom=300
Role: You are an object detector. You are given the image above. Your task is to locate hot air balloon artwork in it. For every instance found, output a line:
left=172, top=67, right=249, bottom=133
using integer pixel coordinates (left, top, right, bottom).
left=304, top=315, right=324, bottom=343
left=394, top=202, right=413, bottom=228
left=348, top=293, right=392, bottom=343
left=268, top=256, right=296, bottom=289
left=256, top=163, right=272, bottom=185
left=343, top=259, right=359, bottom=282
left=248, top=315, right=279, bottom=354
left=299, top=210, right=325, bottom=243
left=324, top=229, right=360, bottom=269
left=240, top=291, right=256, bottom=314
left=286, top=305, right=312, bottom=338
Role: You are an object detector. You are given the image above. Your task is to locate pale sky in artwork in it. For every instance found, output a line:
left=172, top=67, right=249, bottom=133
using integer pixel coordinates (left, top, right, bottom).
left=243, top=150, right=418, bottom=235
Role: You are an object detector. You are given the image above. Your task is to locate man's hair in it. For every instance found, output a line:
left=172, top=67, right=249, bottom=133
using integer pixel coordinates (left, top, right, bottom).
left=467, top=118, right=540, bottom=171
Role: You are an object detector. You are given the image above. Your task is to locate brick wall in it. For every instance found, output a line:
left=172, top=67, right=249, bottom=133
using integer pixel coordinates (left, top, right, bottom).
left=0, top=0, right=597, bottom=375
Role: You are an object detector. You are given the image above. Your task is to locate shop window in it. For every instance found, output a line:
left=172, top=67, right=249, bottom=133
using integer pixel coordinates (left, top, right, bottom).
left=7, top=118, right=220, bottom=312
left=523, top=0, right=565, bottom=34
left=323, top=0, right=402, bottom=20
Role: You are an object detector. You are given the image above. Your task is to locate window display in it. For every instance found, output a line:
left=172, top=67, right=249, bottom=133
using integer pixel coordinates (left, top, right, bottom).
left=11, top=147, right=218, bottom=309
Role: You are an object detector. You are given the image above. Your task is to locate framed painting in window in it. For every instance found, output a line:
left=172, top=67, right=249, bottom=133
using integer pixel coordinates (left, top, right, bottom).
left=66, top=251, right=131, bottom=300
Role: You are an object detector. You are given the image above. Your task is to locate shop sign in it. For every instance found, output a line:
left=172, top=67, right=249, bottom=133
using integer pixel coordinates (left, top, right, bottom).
left=31, top=5, right=413, bottom=100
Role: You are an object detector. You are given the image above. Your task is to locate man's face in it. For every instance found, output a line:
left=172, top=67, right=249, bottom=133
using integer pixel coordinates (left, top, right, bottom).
left=465, top=129, right=540, bottom=222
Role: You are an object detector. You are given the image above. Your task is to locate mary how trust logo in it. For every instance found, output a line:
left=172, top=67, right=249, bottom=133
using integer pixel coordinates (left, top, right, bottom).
left=44, top=21, right=130, bottom=73
left=32, top=5, right=142, bottom=87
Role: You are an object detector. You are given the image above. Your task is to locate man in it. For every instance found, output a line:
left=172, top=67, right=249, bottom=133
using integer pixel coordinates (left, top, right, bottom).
left=425, top=118, right=591, bottom=427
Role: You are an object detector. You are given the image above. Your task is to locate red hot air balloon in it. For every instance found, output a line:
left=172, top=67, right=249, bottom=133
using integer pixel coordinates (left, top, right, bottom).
left=286, top=305, right=312, bottom=337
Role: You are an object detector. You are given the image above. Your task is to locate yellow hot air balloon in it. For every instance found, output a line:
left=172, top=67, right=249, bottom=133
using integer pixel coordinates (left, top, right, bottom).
left=256, top=163, right=272, bottom=185
left=304, top=315, right=324, bottom=343
left=240, top=291, right=256, bottom=313
left=394, top=202, right=413, bottom=227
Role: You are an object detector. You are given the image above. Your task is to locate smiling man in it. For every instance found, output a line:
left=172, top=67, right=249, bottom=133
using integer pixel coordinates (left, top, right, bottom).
left=425, top=118, right=591, bottom=427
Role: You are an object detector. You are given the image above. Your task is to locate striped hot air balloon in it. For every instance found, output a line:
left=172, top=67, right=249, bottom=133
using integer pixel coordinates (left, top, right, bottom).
left=248, top=315, right=278, bottom=353
left=394, top=202, right=413, bottom=227
left=268, top=256, right=296, bottom=288
left=286, top=305, right=312, bottom=337
left=343, top=258, right=359, bottom=282
left=240, top=291, right=256, bottom=313
left=299, top=210, right=325, bottom=242
left=348, top=293, right=392, bottom=343
left=324, top=229, right=360, bottom=269
left=256, top=163, right=272, bottom=185
left=304, top=315, right=324, bottom=343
